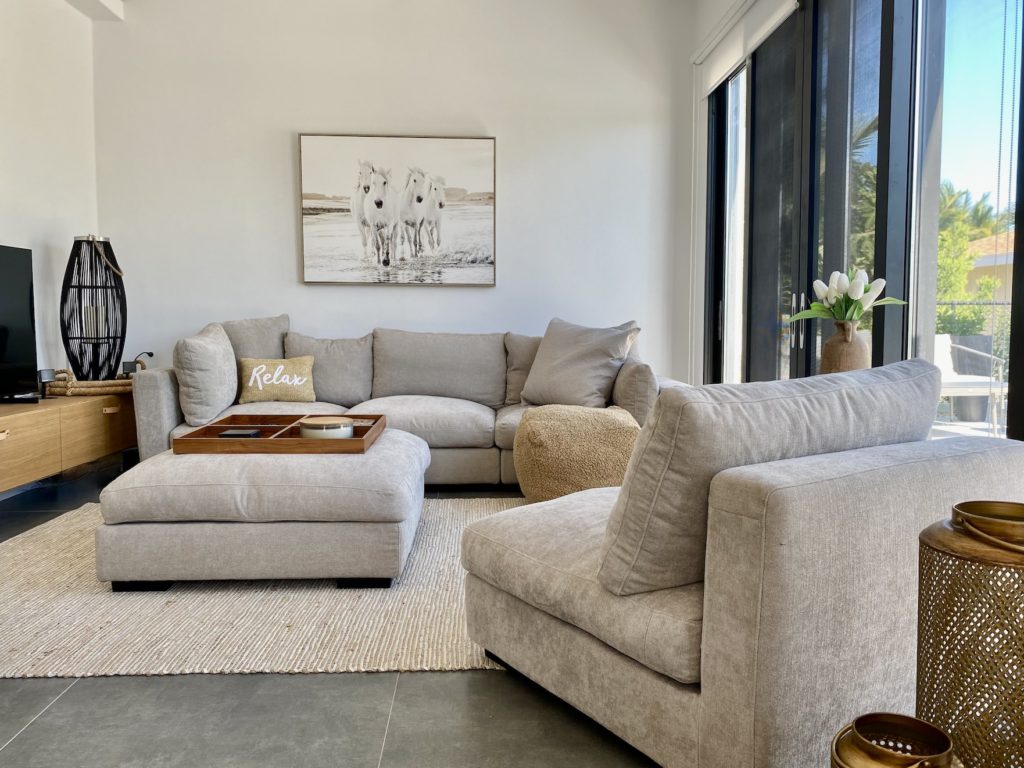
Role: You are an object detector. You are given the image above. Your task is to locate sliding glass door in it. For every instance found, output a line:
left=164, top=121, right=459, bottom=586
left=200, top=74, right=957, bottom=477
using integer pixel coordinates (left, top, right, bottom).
left=912, top=0, right=1021, bottom=437
left=708, top=0, right=892, bottom=385
left=705, top=0, right=1024, bottom=432
left=809, top=0, right=885, bottom=370
left=746, top=10, right=807, bottom=382
left=705, top=68, right=749, bottom=384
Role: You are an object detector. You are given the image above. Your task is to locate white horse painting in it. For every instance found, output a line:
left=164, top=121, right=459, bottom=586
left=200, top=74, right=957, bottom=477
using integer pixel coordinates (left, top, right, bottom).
left=351, top=160, right=374, bottom=258
left=424, top=175, right=446, bottom=254
left=300, top=133, right=494, bottom=285
left=362, top=167, right=398, bottom=266
left=400, top=167, right=431, bottom=259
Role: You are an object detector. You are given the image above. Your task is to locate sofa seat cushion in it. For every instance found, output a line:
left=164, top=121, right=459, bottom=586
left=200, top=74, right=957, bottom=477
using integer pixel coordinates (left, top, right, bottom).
left=495, top=403, right=532, bottom=450
left=461, top=487, right=703, bottom=685
left=169, top=401, right=348, bottom=439
left=349, top=396, right=495, bottom=449
left=100, top=429, right=430, bottom=525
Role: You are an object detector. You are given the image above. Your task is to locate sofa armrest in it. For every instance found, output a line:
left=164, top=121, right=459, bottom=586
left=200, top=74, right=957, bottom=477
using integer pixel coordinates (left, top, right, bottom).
left=133, top=368, right=184, bottom=460
left=656, top=375, right=688, bottom=391
left=611, top=359, right=658, bottom=426
left=698, top=436, right=1024, bottom=768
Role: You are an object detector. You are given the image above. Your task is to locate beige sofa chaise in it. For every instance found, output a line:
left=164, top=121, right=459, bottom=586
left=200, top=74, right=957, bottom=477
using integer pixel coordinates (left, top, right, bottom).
left=461, top=360, right=1024, bottom=767
left=133, top=315, right=664, bottom=485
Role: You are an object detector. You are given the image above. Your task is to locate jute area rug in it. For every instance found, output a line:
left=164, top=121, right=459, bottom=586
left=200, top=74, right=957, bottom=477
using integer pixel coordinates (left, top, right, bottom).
left=0, top=498, right=522, bottom=678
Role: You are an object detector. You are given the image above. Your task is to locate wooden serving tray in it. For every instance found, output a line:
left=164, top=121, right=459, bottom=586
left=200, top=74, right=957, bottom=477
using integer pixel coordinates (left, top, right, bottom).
left=172, top=414, right=386, bottom=455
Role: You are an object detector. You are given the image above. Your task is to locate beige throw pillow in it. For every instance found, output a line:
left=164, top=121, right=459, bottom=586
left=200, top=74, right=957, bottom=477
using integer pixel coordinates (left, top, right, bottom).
left=239, top=356, right=315, bottom=404
left=173, top=323, right=238, bottom=427
left=520, top=318, right=640, bottom=407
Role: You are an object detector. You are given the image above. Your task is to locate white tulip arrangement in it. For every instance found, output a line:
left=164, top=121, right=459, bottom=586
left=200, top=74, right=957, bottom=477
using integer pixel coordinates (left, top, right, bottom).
left=789, top=269, right=906, bottom=324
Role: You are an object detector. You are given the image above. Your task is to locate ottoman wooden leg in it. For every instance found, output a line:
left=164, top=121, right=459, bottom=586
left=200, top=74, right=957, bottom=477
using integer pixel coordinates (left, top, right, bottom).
left=336, top=578, right=393, bottom=589
left=111, top=581, right=173, bottom=592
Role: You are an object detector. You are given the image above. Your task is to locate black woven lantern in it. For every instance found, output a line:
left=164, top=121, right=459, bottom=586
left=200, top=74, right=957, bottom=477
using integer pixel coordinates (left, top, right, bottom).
left=59, top=235, right=127, bottom=381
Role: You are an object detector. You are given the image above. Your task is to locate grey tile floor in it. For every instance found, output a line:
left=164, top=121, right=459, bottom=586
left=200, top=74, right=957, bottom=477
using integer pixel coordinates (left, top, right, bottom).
left=0, top=463, right=655, bottom=768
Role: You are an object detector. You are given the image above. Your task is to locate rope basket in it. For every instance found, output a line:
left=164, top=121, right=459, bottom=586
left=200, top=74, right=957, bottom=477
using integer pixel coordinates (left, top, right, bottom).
left=46, top=362, right=141, bottom=397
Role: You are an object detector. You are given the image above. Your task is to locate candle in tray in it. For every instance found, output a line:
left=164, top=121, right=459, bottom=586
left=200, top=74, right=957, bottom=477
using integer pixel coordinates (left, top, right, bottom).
left=299, top=417, right=355, bottom=440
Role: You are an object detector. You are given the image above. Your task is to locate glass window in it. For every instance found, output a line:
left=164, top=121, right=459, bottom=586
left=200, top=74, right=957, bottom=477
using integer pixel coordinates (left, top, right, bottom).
left=913, top=0, right=1021, bottom=438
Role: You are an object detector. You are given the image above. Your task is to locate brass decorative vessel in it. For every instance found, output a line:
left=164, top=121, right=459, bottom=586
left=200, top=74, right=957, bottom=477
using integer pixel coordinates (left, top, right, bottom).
left=918, top=501, right=1024, bottom=768
left=831, top=713, right=953, bottom=768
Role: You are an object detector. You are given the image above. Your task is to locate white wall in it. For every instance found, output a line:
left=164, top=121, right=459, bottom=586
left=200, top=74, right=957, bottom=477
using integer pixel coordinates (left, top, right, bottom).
left=92, top=0, right=693, bottom=375
left=0, top=0, right=97, bottom=369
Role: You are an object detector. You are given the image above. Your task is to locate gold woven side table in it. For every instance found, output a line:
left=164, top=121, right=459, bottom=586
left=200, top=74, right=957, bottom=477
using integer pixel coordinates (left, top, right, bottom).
left=917, top=501, right=1024, bottom=768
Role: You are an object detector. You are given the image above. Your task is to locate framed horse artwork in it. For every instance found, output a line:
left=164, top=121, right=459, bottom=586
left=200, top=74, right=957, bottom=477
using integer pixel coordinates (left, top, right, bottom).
left=299, top=134, right=496, bottom=286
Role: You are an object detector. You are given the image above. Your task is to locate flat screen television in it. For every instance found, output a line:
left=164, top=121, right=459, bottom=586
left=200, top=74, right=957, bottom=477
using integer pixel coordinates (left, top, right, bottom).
left=0, top=245, right=39, bottom=402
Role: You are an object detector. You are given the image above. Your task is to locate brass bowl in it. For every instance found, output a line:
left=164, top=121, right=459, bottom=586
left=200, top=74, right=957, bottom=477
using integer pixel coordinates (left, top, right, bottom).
left=953, top=500, right=1024, bottom=549
left=832, top=713, right=952, bottom=768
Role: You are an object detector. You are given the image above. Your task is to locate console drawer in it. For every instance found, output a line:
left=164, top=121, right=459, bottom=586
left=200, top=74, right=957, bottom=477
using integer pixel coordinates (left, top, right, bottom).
left=60, top=395, right=132, bottom=468
left=0, top=409, right=62, bottom=492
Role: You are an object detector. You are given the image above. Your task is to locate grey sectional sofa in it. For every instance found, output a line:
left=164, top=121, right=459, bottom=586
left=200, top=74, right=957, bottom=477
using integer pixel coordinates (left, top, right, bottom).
left=461, top=361, right=1024, bottom=767
left=133, top=315, right=664, bottom=484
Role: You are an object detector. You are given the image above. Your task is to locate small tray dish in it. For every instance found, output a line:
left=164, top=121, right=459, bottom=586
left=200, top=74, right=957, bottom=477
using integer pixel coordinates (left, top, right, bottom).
left=172, top=414, right=386, bottom=454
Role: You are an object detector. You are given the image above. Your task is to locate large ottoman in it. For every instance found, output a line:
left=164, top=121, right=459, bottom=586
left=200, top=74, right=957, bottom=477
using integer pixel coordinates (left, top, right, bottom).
left=513, top=405, right=640, bottom=503
left=95, top=429, right=430, bottom=590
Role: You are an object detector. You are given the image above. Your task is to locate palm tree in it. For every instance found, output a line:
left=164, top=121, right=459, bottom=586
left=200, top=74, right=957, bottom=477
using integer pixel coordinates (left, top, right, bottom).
left=939, top=181, right=969, bottom=231
left=969, top=193, right=998, bottom=235
left=851, top=116, right=879, bottom=161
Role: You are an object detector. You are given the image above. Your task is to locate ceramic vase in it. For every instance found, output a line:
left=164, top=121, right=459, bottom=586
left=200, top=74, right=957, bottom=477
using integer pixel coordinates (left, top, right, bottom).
left=820, top=321, right=870, bottom=374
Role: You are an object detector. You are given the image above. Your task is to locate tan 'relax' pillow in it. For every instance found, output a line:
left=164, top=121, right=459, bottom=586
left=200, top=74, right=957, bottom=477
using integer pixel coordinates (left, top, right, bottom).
left=239, top=356, right=315, bottom=404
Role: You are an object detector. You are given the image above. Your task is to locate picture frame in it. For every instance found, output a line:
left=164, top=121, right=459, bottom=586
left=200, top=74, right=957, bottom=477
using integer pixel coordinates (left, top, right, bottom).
left=299, top=134, right=496, bottom=286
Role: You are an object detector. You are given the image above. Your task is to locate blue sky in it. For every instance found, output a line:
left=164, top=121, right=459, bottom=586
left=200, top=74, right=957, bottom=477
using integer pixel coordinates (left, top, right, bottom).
left=941, top=0, right=1021, bottom=208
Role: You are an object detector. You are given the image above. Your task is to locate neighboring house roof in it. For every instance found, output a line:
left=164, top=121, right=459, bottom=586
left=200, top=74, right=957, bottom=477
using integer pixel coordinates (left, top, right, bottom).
left=968, top=231, right=1014, bottom=269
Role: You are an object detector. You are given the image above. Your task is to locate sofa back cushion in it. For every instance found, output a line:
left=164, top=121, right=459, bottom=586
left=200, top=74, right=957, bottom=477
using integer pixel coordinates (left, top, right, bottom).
left=285, top=331, right=373, bottom=407
left=521, top=318, right=640, bottom=408
left=221, top=314, right=290, bottom=360
left=173, top=323, right=238, bottom=426
left=504, top=333, right=542, bottom=405
left=597, top=359, right=942, bottom=596
left=372, top=328, right=506, bottom=409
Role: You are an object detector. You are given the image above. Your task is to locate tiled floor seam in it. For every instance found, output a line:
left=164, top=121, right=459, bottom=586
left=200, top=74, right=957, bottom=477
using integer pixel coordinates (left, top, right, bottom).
left=0, top=678, right=79, bottom=753
left=375, top=673, right=401, bottom=768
